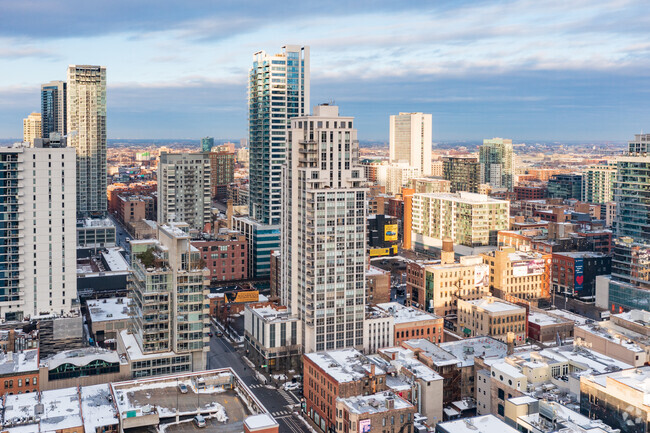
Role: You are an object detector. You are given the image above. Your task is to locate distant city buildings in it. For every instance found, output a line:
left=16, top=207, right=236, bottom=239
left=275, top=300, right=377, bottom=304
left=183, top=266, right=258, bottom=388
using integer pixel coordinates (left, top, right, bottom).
left=67, top=65, right=107, bottom=216
left=443, top=156, right=481, bottom=193
left=376, top=162, right=420, bottom=195
left=479, top=137, right=514, bottom=191
left=157, top=151, right=211, bottom=231
left=282, top=105, right=367, bottom=353
left=582, top=163, right=616, bottom=204
left=22, top=112, right=42, bottom=145
left=389, top=112, right=432, bottom=176
left=41, top=80, right=67, bottom=137
left=209, top=148, right=235, bottom=200
left=201, top=136, right=214, bottom=152
left=547, top=173, right=583, bottom=200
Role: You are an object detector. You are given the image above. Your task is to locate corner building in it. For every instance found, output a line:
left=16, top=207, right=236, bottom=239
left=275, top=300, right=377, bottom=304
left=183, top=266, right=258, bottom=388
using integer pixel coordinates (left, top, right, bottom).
left=281, top=105, right=367, bottom=353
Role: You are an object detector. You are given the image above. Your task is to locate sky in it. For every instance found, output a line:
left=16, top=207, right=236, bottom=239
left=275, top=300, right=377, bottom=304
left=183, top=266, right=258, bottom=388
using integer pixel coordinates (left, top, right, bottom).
left=1, top=0, right=649, bottom=142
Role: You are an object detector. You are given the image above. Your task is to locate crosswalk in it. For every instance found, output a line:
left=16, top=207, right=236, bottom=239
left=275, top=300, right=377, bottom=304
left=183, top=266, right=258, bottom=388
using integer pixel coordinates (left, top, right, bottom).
left=271, top=410, right=293, bottom=418
left=278, top=388, right=296, bottom=404
left=249, top=383, right=264, bottom=389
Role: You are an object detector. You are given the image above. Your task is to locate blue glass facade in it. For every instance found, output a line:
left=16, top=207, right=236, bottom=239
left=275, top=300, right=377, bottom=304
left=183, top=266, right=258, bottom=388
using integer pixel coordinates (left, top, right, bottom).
left=40, top=81, right=66, bottom=138
left=0, top=153, right=21, bottom=305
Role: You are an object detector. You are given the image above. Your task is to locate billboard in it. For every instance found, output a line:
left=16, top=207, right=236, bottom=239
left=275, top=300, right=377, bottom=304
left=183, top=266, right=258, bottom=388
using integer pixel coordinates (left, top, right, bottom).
left=225, top=290, right=259, bottom=303
left=474, top=263, right=489, bottom=287
left=384, top=224, right=398, bottom=242
left=574, top=258, right=584, bottom=292
left=359, top=419, right=371, bottom=433
left=512, top=259, right=545, bottom=277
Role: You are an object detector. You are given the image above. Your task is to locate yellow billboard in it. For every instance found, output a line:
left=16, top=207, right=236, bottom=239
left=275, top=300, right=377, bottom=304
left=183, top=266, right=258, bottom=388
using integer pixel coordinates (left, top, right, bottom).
left=384, top=224, right=398, bottom=242
left=369, top=245, right=398, bottom=257
left=225, top=290, right=259, bottom=303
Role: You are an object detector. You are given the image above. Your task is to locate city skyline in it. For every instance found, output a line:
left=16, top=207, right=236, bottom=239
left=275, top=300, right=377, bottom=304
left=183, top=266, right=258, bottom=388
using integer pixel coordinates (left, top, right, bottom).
left=1, top=1, right=649, bottom=141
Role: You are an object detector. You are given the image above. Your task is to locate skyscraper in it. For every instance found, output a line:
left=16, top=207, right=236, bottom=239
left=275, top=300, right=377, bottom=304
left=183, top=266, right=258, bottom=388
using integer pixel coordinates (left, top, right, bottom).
left=67, top=65, right=107, bottom=215
left=281, top=105, right=367, bottom=353
left=157, top=152, right=211, bottom=231
left=0, top=142, right=77, bottom=321
left=479, top=138, right=515, bottom=191
left=389, top=112, right=432, bottom=176
left=201, top=136, right=214, bottom=153
left=249, top=45, right=310, bottom=225
left=582, top=163, right=617, bottom=204
left=614, top=134, right=650, bottom=242
left=22, top=112, right=41, bottom=145
left=41, top=80, right=67, bottom=138
left=443, top=156, right=481, bottom=193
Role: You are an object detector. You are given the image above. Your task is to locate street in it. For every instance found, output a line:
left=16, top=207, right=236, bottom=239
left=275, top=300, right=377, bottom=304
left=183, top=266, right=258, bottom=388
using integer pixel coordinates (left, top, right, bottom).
left=206, top=324, right=311, bottom=433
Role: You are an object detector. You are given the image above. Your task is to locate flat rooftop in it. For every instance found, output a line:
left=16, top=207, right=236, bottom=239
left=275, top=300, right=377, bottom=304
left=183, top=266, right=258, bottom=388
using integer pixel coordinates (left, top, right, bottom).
left=0, top=349, right=38, bottom=375
left=81, top=384, right=119, bottom=433
left=305, top=349, right=385, bottom=383
left=463, top=298, right=525, bottom=314
left=528, top=310, right=573, bottom=327
left=585, top=365, right=650, bottom=392
left=101, top=248, right=129, bottom=271
left=439, top=337, right=508, bottom=368
left=78, top=218, right=115, bottom=228
left=374, top=302, right=441, bottom=324
left=438, top=414, right=519, bottom=433
left=339, top=392, right=413, bottom=415
left=87, top=297, right=130, bottom=323
left=415, top=191, right=507, bottom=205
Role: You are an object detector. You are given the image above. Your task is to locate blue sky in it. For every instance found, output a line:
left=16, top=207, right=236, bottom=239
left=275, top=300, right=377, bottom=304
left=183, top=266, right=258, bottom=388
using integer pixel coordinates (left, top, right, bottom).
left=1, top=0, right=649, bottom=141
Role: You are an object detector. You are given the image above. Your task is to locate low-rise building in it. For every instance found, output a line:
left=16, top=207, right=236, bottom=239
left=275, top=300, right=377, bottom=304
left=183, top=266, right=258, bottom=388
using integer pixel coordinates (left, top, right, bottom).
left=527, top=309, right=575, bottom=343
left=38, top=347, right=130, bottom=390
left=77, top=217, right=117, bottom=249
left=482, top=247, right=548, bottom=302
left=375, top=302, right=444, bottom=345
left=86, top=297, right=130, bottom=347
left=191, top=229, right=249, bottom=282
left=363, top=308, right=395, bottom=354
left=580, top=366, right=650, bottom=433
left=244, top=304, right=302, bottom=373
left=375, top=346, right=444, bottom=425
left=336, top=392, right=417, bottom=433
left=574, top=309, right=650, bottom=367
left=436, top=414, right=519, bottom=433
left=366, top=266, right=391, bottom=304
left=303, top=349, right=388, bottom=433
left=551, top=251, right=611, bottom=300
left=0, top=349, right=39, bottom=396
left=456, top=297, right=527, bottom=342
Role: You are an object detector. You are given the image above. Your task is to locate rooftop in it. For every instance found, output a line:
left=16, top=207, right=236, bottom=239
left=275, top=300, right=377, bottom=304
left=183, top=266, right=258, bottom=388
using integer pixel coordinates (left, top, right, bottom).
left=0, top=349, right=38, bottom=375
left=374, top=302, right=441, bottom=324
left=583, top=366, right=650, bottom=394
left=87, top=297, right=130, bottom=323
left=41, top=347, right=122, bottom=369
left=438, top=414, right=519, bottom=433
left=439, top=337, right=508, bottom=368
left=305, top=349, right=385, bottom=383
left=101, top=248, right=129, bottom=271
left=80, top=384, right=119, bottom=433
left=244, top=413, right=278, bottom=431
left=553, top=251, right=608, bottom=259
left=463, top=297, right=525, bottom=314
left=528, top=310, right=573, bottom=327
left=338, top=392, right=413, bottom=415
left=416, top=191, right=507, bottom=205
left=545, top=309, right=591, bottom=326
left=78, top=217, right=115, bottom=228
left=247, top=305, right=298, bottom=323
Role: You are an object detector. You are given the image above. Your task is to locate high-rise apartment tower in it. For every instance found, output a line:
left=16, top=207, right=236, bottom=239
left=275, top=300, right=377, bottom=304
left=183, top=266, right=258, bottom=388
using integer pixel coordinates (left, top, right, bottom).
left=67, top=65, right=107, bottom=215
left=389, top=112, right=432, bottom=176
left=281, top=105, right=367, bottom=353
left=249, top=45, right=310, bottom=225
left=479, top=137, right=515, bottom=191
left=41, top=80, right=67, bottom=138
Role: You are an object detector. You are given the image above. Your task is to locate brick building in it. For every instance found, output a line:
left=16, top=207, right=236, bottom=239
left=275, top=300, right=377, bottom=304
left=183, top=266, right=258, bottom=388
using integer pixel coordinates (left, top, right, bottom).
left=209, top=149, right=235, bottom=200
left=191, top=229, right=249, bottom=282
left=514, top=185, right=547, bottom=201
left=366, top=266, right=391, bottom=304
left=0, top=349, right=39, bottom=395
left=303, top=349, right=387, bottom=433
left=336, top=393, right=416, bottom=433
left=374, top=302, right=444, bottom=345
left=551, top=251, right=611, bottom=300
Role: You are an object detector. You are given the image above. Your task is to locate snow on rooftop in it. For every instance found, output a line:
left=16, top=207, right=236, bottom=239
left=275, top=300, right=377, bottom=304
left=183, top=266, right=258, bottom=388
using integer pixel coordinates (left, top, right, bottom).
left=87, top=297, right=130, bottom=323
left=244, top=413, right=278, bottom=430
left=439, top=337, right=508, bottom=368
left=81, top=384, right=119, bottom=433
left=305, top=349, right=385, bottom=383
left=438, top=414, right=519, bottom=433
left=40, top=387, right=83, bottom=431
left=366, top=265, right=389, bottom=277
left=339, top=392, right=413, bottom=415
left=492, top=361, right=526, bottom=379
left=528, top=310, right=571, bottom=327
left=119, top=329, right=177, bottom=361
left=465, top=298, right=525, bottom=314
left=0, top=349, right=38, bottom=375
left=375, top=302, right=440, bottom=324
left=545, top=309, right=591, bottom=325
left=416, top=191, right=507, bottom=205
left=101, top=248, right=129, bottom=271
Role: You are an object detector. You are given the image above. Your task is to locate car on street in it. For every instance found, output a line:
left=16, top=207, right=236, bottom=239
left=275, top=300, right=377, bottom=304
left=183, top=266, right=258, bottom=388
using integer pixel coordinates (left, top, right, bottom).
left=193, top=414, right=206, bottom=428
left=208, top=332, right=213, bottom=337
left=178, top=383, right=188, bottom=394
left=216, top=331, right=223, bottom=337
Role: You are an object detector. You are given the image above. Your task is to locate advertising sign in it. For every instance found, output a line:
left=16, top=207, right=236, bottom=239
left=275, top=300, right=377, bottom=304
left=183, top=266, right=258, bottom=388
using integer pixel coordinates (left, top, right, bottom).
left=574, top=258, right=584, bottom=292
left=225, top=290, right=259, bottom=303
left=359, top=419, right=371, bottom=433
left=474, top=263, right=489, bottom=287
left=384, top=224, right=398, bottom=242
left=512, top=259, right=544, bottom=277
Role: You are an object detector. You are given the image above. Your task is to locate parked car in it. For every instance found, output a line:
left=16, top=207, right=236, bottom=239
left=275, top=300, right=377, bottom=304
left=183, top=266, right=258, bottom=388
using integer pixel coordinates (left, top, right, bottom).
left=193, top=415, right=206, bottom=428
left=216, top=331, right=223, bottom=337
left=178, top=383, right=188, bottom=394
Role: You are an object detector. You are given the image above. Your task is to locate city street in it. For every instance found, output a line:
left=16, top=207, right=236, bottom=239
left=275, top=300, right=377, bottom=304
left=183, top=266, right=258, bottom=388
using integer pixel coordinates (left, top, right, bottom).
left=206, top=324, right=310, bottom=433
